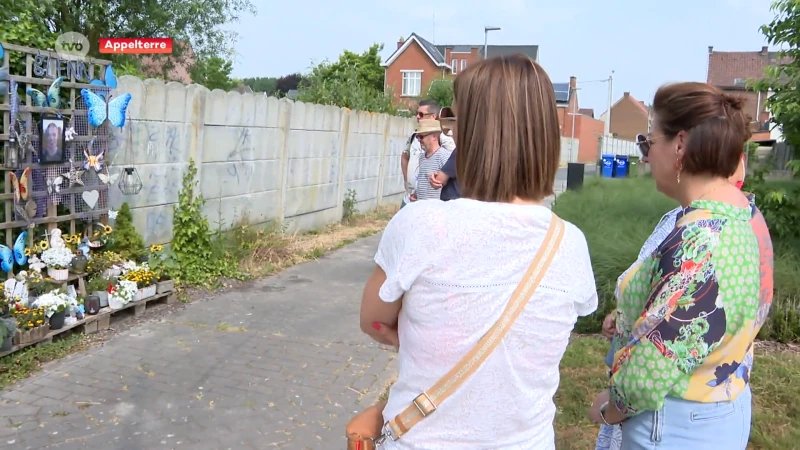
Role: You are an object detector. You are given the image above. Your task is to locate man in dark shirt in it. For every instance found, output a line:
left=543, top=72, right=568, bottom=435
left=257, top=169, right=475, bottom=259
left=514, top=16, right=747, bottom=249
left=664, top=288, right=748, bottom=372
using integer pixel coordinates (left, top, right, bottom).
left=429, top=113, right=460, bottom=200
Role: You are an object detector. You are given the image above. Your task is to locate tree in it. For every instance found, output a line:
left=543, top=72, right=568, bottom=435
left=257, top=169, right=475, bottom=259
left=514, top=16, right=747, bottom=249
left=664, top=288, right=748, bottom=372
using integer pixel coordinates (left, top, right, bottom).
left=275, top=73, right=303, bottom=96
left=190, top=56, right=235, bottom=91
left=753, top=0, right=800, bottom=172
left=240, top=77, right=278, bottom=94
left=0, top=0, right=255, bottom=78
left=426, top=79, right=454, bottom=108
left=308, top=43, right=385, bottom=92
left=107, top=203, right=146, bottom=261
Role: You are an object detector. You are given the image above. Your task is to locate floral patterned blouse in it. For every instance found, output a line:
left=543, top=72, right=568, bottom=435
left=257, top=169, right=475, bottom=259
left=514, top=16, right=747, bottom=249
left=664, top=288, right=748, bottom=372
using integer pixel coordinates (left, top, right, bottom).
left=610, top=198, right=774, bottom=415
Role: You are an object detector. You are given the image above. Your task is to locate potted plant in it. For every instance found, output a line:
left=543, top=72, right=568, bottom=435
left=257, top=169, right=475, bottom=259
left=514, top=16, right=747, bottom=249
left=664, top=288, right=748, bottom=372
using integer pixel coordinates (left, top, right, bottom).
left=25, top=271, right=60, bottom=303
left=148, top=245, right=177, bottom=294
left=86, top=275, right=113, bottom=308
left=108, top=279, right=136, bottom=310
left=0, top=317, right=17, bottom=351
left=41, top=247, right=73, bottom=281
left=10, top=305, right=48, bottom=343
left=122, top=265, right=157, bottom=301
left=35, top=291, right=69, bottom=330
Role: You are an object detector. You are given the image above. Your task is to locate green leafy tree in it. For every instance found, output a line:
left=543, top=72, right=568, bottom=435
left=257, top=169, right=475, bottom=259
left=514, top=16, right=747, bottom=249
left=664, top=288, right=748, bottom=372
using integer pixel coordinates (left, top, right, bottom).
left=308, top=43, right=385, bottom=92
left=0, top=0, right=255, bottom=79
left=240, top=76, right=278, bottom=94
left=426, top=79, right=454, bottom=108
left=275, top=73, right=303, bottom=97
left=753, top=0, right=800, bottom=173
left=190, top=56, right=235, bottom=91
left=298, top=44, right=398, bottom=114
left=107, top=203, right=146, bottom=261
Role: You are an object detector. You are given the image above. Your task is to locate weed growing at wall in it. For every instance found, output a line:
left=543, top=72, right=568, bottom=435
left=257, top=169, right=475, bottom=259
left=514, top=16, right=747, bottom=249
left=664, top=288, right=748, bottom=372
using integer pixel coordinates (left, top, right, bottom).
left=342, top=189, right=357, bottom=224
left=172, top=159, right=242, bottom=286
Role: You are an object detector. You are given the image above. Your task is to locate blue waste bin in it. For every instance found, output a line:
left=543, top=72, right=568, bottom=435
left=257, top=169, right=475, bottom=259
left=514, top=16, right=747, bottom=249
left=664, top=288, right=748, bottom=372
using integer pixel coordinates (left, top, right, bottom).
left=601, top=154, right=615, bottom=178
left=614, top=155, right=629, bottom=178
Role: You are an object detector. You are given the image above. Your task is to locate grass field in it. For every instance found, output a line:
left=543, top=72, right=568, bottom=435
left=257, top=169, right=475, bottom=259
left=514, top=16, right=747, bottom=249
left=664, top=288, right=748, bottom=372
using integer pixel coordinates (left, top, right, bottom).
left=552, top=176, right=800, bottom=449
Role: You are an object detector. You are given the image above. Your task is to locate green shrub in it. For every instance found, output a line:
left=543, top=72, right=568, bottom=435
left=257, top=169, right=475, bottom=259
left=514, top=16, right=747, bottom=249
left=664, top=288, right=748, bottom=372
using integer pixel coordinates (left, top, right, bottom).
left=554, top=176, right=800, bottom=342
left=106, top=203, right=146, bottom=261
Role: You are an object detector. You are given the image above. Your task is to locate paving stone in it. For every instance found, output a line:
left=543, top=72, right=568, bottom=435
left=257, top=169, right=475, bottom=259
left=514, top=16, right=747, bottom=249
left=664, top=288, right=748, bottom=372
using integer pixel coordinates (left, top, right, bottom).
left=0, top=235, right=397, bottom=448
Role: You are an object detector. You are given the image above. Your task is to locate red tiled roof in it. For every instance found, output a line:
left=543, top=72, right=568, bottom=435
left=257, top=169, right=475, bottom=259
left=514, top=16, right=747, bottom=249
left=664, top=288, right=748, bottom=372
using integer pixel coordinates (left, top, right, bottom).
left=707, top=47, right=788, bottom=87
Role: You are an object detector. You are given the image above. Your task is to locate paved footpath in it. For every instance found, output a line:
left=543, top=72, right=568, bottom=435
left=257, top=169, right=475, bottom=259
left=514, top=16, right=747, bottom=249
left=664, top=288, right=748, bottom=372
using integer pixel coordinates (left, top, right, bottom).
left=0, top=234, right=395, bottom=449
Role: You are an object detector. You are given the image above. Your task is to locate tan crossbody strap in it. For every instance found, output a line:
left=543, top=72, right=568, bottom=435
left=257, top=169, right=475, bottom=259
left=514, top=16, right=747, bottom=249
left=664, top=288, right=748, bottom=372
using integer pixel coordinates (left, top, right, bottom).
left=381, top=214, right=566, bottom=442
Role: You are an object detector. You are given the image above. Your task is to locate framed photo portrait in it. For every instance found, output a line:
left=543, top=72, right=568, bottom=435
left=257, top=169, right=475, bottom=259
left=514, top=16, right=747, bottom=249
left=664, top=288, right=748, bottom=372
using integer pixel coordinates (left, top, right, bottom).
left=39, top=115, right=66, bottom=164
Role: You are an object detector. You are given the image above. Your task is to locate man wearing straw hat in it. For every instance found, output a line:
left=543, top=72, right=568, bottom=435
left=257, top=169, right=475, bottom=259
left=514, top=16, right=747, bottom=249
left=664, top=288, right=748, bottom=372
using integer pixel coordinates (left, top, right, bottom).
left=411, top=118, right=452, bottom=202
left=401, top=100, right=455, bottom=207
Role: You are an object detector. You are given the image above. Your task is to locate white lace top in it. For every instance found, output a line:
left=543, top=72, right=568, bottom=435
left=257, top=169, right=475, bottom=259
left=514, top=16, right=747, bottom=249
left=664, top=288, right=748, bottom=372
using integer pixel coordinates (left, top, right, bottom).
left=375, top=199, right=598, bottom=449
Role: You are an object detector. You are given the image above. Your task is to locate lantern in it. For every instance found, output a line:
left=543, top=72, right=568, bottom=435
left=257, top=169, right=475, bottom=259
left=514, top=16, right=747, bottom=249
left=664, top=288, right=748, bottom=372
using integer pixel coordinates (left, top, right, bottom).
left=118, top=167, right=142, bottom=195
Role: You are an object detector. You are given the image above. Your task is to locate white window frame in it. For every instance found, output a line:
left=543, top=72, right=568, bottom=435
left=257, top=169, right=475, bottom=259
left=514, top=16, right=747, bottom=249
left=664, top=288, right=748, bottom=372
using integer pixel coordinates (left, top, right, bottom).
left=451, top=59, right=457, bottom=73
left=401, top=70, right=423, bottom=97
left=461, top=59, right=467, bottom=71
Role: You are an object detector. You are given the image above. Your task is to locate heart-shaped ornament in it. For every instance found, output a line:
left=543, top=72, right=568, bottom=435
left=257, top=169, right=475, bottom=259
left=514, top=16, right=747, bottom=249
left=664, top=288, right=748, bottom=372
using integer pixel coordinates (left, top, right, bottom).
left=82, top=190, right=100, bottom=210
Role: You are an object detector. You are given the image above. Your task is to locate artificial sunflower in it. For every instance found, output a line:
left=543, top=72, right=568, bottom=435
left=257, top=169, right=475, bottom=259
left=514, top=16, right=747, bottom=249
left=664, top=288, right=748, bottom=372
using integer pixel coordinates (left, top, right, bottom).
left=104, top=225, right=113, bottom=235
left=64, top=235, right=74, bottom=244
left=24, top=248, right=31, bottom=257
left=149, top=244, right=164, bottom=253
left=38, top=240, right=49, bottom=251
left=73, top=234, right=82, bottom=243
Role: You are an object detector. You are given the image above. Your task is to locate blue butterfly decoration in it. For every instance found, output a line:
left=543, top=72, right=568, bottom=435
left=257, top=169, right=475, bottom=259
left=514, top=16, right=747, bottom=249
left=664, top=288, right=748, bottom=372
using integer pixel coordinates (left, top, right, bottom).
left=80, top=89, right=132, bottom=128
left=89, top=65, right=118, bottom=100
left=27, top=76, right=64, bottom=109
left=0, top=231, right=28, bottom=273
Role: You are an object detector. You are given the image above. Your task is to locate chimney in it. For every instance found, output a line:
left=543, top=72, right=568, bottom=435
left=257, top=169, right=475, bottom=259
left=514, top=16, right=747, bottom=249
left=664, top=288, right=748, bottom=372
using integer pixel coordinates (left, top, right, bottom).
left=623, top=91, right=630, bottom=97
left=397, top=37, right=406, bottom=49
left=569, top=76, right=577, bottom=89
left=708, top=46, right=713, bottom=54
left=761, top=45, right=769, bottom=55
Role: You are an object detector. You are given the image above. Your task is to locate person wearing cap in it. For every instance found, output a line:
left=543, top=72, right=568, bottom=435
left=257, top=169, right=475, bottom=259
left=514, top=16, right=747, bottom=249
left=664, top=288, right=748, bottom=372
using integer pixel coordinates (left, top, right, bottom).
left=429, top=107, right=460, bottom=201
left=401, top=100, right=455, bottom=208
left=412, top=119, right=452, bottom=201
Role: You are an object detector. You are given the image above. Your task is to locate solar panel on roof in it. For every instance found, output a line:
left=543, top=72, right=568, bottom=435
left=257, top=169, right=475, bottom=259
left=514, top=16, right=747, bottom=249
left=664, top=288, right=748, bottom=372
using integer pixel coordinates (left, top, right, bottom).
left=553, top=83, right=570, bottom=103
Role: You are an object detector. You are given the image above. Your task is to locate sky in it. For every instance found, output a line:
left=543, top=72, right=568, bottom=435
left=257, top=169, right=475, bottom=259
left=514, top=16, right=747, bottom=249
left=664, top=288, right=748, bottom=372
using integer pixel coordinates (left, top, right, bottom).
left=229, top=0, right=777, bottom=114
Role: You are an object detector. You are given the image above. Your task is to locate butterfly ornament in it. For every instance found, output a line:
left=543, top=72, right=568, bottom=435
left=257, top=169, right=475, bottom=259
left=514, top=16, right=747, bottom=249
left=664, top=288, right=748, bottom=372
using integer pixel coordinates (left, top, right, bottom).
left=0, top=43, right=8, bottom=96
left=47, top=176, right=64, bottom=195
left=99, top=169, right=120, bottom=185
left=83, top=139, right=105, bottom=172
left=27, top=76, right=64, bottom=110
left=0, top=231, right=28, bottom=272
left=9, top=167, right=31, bottom=204
left=80, top=88, right=132, bottom=128
left=89, top=65, right=118, bottom=100
left=14, top=201, right=37, bottom=226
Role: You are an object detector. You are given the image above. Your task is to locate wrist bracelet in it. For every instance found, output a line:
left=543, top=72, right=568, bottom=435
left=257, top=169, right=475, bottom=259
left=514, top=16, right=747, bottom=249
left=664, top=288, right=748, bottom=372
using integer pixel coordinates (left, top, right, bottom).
left=599, top=401, right=612, bottom=426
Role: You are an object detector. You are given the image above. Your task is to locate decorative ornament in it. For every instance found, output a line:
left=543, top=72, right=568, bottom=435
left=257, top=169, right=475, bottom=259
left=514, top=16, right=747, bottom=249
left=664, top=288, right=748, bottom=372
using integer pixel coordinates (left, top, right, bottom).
left=99, top=168, right=120, bottom=185
left=89, top=65, right=118, bottom=100
left=5, top=80, right=20, bottom=169
left=26, top=76, right=64, bottom=109
left=108, top=209, right=118, bottom=221
left=12, top=119, right=37, bottom=161
left=14, top=200, right=37, bottom=226
left=28, top=255, right=45, bottom=273
left=83, top=139, right=104, bottom=172
left=8, top=167, right=31, bottom=203
left=118, top=167, right=143, bottom=195
left=65, top=159, right=85, bottom=187
left=65, top=127, right=77, bottom=141
left=46, top=176, right=64, bottom=195
left=80, top=89, right=132, bottom=128
left=0, top=231, right=28, bottom=273
left=82, top=190, right=100, bottom=210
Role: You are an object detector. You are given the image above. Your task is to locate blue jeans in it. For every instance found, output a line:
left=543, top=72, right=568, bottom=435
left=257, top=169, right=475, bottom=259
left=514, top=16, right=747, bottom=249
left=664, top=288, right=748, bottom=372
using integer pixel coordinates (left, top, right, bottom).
left=621, top=386, right=752, bottom=450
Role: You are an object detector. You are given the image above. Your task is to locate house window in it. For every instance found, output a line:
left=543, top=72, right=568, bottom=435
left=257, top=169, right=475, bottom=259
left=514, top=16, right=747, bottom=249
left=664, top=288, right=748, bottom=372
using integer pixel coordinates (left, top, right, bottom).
left=461, top=59, right=467, bottom=71
left=451, top=59, right=457, bottom=73
left=401, top=71, right=423, bottom=97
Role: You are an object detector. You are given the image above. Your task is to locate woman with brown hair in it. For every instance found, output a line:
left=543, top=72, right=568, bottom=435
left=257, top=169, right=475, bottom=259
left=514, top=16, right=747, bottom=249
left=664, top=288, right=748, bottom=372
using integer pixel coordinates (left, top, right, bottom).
left=356, top=54, right=597, bottom=448
left=588, top=82, right=774, bottom=449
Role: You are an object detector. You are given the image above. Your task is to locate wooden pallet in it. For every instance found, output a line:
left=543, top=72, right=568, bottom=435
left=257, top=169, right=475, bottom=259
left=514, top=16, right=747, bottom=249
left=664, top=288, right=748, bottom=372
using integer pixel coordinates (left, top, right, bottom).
left=0, top=290, right=177, bottom=358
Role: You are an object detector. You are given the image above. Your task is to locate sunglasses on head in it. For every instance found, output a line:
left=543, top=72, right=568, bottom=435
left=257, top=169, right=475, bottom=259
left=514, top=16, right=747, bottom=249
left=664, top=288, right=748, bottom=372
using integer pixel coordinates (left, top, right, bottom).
left=635, top=134, right=651, bottom=157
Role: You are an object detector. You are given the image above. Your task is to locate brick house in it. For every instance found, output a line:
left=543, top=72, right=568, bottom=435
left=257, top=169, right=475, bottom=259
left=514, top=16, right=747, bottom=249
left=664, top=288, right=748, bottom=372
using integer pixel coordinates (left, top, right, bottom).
left=381, top=33, right=538, bottom=108
left=598, top=92, right=650, bottom=141
left=707, top=45, right=786, bottom=141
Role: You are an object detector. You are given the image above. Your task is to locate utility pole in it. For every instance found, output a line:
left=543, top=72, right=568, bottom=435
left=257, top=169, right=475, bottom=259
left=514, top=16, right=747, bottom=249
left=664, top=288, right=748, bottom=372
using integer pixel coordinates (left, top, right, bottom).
left=601, top=71, right=614, bottom=158
left=484, top=26, right=501, bottom=59
left=569, top=87, right=581, bottom=163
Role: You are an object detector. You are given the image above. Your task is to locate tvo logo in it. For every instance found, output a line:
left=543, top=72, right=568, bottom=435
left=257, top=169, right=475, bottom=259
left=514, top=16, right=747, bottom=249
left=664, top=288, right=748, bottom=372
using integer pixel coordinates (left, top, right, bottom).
left=55, top=32, right=90, bottom=60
